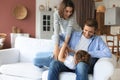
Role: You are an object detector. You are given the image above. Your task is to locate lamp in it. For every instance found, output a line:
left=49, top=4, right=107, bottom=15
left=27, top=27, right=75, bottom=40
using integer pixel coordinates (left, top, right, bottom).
left=105, top=7, right=120, bottom=25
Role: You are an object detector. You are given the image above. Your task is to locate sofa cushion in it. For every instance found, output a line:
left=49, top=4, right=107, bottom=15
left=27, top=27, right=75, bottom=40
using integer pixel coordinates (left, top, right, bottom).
left=42, top=70, right=93, bottom=80
left=0, top=63, right=45, bottom=80
left=0, top=74, right=33, bottom=80
left=15, top=36, right=53, bottom=62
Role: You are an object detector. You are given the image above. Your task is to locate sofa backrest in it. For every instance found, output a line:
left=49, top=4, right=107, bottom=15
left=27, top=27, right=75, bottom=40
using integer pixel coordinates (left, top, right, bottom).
left=14, top=36, right=53, bottom=62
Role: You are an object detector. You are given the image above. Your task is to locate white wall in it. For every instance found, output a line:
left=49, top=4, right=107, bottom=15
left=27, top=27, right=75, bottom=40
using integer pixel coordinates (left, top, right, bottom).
left=95, top=0, right=120, bottom=35
left=36, top=0, right=62, bottom=11
left=95, top=0, right=120, bottom=8
left=36, top=0, right=120, bottom=35
left=36, top=0, right=62, bottom=38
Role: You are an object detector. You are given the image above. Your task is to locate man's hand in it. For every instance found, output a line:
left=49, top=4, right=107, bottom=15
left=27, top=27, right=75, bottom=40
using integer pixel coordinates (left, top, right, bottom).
left=67, top=46, right=75, bottom=53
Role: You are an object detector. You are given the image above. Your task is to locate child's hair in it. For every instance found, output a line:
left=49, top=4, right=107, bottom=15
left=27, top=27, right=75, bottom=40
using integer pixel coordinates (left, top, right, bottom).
left=74, top=50, right=91, bottom=64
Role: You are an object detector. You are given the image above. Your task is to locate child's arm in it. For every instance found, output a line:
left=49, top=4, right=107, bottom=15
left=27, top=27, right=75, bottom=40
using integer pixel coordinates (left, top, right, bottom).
left=58, top=42, right=68, bottom=62
left=53, top=35, right=70, bottom=60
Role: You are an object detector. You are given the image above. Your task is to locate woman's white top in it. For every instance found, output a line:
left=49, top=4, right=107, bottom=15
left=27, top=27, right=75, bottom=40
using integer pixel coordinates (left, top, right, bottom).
left=53, top=10, right=80, bottom=44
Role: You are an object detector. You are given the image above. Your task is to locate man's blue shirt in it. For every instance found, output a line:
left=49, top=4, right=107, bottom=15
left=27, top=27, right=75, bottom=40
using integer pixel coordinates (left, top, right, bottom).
left=61, top=31, right=112, bottom=58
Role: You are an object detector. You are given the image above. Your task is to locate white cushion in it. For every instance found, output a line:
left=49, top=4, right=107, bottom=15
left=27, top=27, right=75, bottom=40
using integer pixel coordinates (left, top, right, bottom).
left=42, top=70, right=93, bottom=80
left=0, top=63, right=44, bottom=80
left=15, top=36, right=53, bottom=62
left=0, top=74, right=33, bottom=80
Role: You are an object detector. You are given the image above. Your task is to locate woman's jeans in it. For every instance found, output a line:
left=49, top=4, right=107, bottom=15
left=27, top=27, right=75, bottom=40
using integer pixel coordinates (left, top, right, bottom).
left=33, top=52, right=53, bottom=68
left=34, top=34, right=65, bottom=68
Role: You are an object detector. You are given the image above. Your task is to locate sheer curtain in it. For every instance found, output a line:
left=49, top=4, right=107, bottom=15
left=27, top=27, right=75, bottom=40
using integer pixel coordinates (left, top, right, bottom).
left=73, top=0, right=95, bottom=29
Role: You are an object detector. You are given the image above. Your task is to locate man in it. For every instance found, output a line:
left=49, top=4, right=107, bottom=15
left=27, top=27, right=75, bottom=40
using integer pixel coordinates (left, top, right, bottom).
left=48, top=18, right=112, bottom=80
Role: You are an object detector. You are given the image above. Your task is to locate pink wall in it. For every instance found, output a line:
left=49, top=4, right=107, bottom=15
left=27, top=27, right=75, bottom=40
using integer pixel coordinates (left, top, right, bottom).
left=0, top=0, right=35, bottom=48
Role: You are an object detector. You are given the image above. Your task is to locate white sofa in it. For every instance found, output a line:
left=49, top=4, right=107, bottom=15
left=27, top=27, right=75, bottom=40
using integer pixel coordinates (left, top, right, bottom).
left=0, top=36, right=116, bottom=80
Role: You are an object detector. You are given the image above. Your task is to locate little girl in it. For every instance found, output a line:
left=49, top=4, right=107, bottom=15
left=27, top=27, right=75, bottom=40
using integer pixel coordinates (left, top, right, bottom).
left=58, top=47, right=91, bottom=70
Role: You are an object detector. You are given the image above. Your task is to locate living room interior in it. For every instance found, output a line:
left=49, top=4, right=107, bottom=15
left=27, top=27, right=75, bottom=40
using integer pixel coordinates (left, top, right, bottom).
left=0, top=0, right=120, bottom=80
left=0, top=0, right=120, bottom=48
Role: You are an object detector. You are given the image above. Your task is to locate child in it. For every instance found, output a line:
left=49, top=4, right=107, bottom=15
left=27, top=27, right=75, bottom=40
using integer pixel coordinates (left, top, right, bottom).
left=58, top=47, right=91, bottom=70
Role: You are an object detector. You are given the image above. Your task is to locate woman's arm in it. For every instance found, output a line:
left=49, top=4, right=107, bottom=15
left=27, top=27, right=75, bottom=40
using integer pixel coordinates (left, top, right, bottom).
left=53, top=11, right=60, bottom=60
left=53, top=44, right=60, bottom=60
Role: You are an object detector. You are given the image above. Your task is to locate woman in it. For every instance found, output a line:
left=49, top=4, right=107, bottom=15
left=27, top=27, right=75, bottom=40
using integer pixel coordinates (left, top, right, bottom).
left=53, top=0, right=80, bottom=60
left=34, top=0, right=80, bottom=68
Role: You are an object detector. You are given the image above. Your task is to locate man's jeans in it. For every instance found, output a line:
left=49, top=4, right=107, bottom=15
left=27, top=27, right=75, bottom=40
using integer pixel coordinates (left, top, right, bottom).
left=34, top=52, right=98, bottom=80
left=48, top=60, right=89, bottom=80
left=48, top=58, right=98, bottom=80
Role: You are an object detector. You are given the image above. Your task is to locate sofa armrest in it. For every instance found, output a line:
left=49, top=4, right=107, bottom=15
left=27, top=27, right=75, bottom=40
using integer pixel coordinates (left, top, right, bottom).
left=0, top=48, right=20, bottom=66
left=93, top=57, right=114, bottom=80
